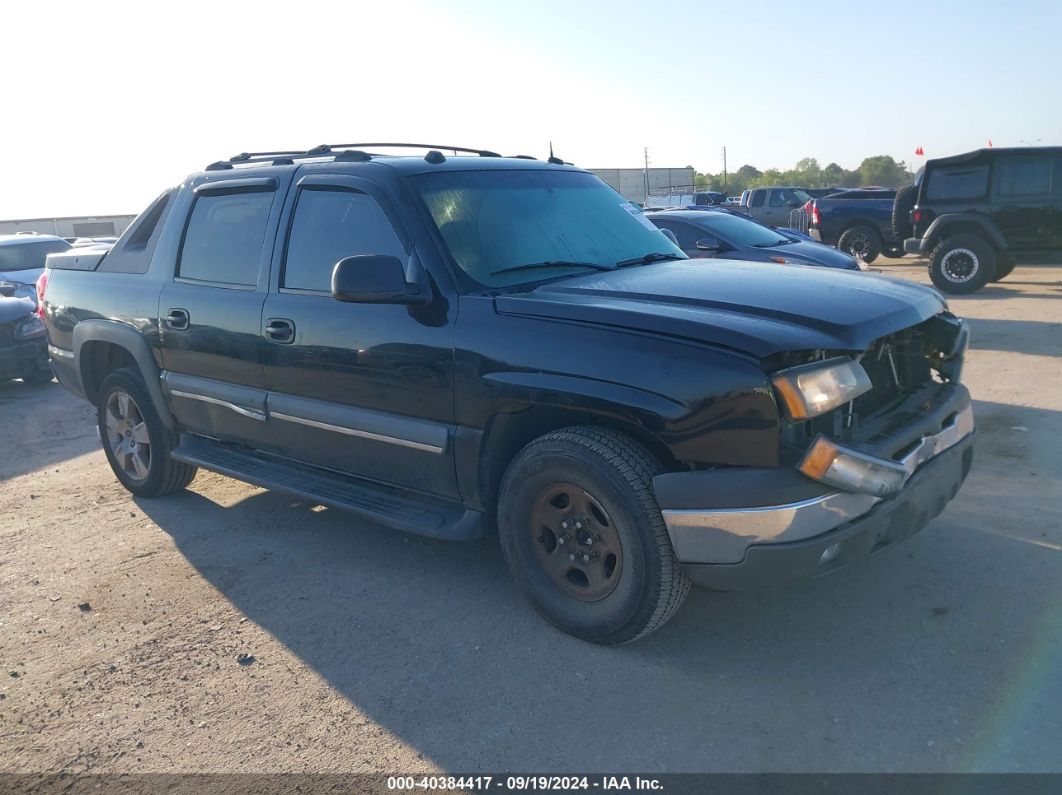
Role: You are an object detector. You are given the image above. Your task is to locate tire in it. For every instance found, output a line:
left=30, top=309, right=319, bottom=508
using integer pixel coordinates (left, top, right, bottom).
left=20, top=358, right=54, bottom=384
left=991, top=257, right=1016, bottom=282
left=837, top=224, right=882, bottom=264
left=882, top=249, right=906, bottom=260
left=928, top=234, right=998, bottom=294
left=96, top=367, right=197, bottom=498
left=892, top=184, right=918, bottom=240
left=497, top=426, right=691, bottom=645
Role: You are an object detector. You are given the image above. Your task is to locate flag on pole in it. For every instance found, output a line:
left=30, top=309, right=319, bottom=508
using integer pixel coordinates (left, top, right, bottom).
left=915, top=146, right=925, bottom=156
left=988, top=139, right=993, bottom=147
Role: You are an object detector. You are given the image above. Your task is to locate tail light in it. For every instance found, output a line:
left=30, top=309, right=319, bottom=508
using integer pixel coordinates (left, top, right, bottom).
left=811, top=201, right=821, bottom=227
left=36, top=270, right=49, bottom=319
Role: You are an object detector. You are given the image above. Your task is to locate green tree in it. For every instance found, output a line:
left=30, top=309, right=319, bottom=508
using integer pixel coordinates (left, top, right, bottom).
left=855, top=155, right=912, bottom=188
left=822, top=162, right=848, bottom=186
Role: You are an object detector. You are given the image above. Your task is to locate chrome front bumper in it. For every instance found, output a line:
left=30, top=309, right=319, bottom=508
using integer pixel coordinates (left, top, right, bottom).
left=661, top=401, right=975, bottom=567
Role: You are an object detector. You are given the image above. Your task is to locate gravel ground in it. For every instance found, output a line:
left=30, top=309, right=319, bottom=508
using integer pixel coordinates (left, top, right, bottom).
left=1, top=261, right=1059, bottom=775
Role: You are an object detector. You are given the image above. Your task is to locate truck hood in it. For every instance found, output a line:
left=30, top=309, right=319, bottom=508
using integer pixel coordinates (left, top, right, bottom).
left=494, top=260, right=945, bottom=358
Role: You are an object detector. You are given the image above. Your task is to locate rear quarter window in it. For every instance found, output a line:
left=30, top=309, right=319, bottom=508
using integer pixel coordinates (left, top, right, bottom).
left=178, top=191, right=275, bottom=287
left=995, top=157, right=1052, bottom=197
left=925, top=164, right=989, bottom=201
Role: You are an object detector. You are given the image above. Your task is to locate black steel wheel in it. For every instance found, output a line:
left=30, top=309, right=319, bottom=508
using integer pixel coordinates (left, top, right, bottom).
left=497, top=426, right=690, bottom=645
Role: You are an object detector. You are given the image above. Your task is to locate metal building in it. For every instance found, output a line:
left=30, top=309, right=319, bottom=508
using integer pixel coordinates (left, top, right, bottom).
left=0, top=214, right=137, bottom=238
left=588, top=167, right=696, bottom=203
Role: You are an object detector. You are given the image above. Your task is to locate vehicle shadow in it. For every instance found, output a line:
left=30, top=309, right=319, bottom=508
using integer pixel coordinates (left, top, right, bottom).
left=967, top=318, right=1062, bottom=357
left=0, top=378, right=100, bottom=482
left=136, top=399, right=1062, bottom=772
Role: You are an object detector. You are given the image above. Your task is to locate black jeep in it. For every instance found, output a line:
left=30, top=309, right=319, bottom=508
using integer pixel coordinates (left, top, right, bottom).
left=897, top=147, right=1062, bottom=293
left=42, top=143, right=974, bottom=644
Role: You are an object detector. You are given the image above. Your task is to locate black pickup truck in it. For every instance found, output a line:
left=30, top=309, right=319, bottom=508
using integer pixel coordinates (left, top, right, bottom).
left=42, top=144, right=975, bottom=644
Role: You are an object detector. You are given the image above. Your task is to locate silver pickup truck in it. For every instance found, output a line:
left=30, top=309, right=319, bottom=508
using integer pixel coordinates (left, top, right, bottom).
left=739, top=186, right=811, bottom=227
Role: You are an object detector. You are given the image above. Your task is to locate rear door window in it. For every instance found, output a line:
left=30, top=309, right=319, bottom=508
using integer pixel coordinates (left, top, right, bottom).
left=925, top=165, right=989, bottom=200
left=178, top=190, right=275, bottom=287
left=750, top=190, right=766, bottom=208
left=995, top=157, right=1052, bottom=197
left=652, top=220, right=703, bottom=249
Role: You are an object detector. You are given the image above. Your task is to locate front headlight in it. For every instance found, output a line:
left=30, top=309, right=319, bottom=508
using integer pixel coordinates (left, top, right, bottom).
left=771, top=356, right=872, bottom=420
left=13, top=314, right=46, bottom=340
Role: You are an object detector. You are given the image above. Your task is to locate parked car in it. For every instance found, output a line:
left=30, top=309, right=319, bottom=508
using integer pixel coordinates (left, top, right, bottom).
left=42, top=143, right=974, bottom=644
left=647, top=209, right=861, bottom=270
left=71, top=236, right=119, bottom=248
left=0, top=233, right=71, bottom=305
left=647, top=190, right=726, bottom=208
left=900, top=146, right=1062, bottom=293
left=0, top=293, right=51, bottom=383
left=808, top=189, right=903, bottom=263
left=738, top=187, right=812, bottom=227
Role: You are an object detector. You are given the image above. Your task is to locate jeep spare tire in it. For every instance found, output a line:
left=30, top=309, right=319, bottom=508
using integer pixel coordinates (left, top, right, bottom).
left=892, top=184, right=918, bottom=240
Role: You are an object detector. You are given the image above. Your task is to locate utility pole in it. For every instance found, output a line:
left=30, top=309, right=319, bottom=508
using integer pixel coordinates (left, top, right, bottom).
left=722, top=146, right=728, bottom=194
left=643, top=146, right=650, bottom=203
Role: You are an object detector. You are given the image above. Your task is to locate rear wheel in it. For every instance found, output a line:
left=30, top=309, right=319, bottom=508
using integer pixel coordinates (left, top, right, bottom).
left=928, top=234, right=997, bottom=294
left=882, top=249, right=906, bottom=260
left=96, top=367, right=197, bottom=497
left=991, top=257, right=1016, bottom=282
left=497, top=426, right=690, bottom=645
left=837, top=224, right=882, bottom=263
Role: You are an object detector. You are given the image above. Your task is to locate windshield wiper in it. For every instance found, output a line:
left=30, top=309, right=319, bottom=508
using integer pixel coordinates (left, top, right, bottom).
left=490, top=260, right=614, bottom=276
left=752, top=240, right=789, bottom=248
left=614, top=252, right=683, bottom=267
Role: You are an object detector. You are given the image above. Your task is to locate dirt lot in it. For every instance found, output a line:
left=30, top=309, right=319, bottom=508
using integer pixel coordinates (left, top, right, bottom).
left=1, top=261, right=1060, bottom=775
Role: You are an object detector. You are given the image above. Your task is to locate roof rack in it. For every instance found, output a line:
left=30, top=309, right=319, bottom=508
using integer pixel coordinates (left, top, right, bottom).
left=205, top=142, right=505, bottom=171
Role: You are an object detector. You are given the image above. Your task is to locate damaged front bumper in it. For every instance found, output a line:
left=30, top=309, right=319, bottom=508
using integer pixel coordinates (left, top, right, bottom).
left=653, top=383, right=975, bottom=590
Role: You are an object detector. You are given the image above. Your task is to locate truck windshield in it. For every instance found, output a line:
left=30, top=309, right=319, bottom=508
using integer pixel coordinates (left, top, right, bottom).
left=0, top=239, right=71, bottom=272
left=412, top=170, right=685, bottom=288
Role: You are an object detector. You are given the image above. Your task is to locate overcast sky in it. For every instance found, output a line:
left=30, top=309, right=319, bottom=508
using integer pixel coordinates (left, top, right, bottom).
left=2, top=0, right=1060, bottom=218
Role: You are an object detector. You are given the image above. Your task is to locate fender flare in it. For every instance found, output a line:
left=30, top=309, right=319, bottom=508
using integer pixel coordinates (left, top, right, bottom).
left=73, top=319, right=176, bottom=430
left=923, top=213, right=1008, bottom=251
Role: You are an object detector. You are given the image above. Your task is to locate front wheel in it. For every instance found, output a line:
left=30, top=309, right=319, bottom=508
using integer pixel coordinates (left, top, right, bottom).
left=497, top=426, right=691, bottom=645
left=20, top=357, right=54, bottom=384
left=96, top=367, right=197, bottom=497
left=929, top=234, right=997, bottom=294
left=837, top=224, right=882, bottom=264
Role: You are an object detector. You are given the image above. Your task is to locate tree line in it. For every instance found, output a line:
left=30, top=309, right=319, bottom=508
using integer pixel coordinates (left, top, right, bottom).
left=692, top=155, right=916, bottom=196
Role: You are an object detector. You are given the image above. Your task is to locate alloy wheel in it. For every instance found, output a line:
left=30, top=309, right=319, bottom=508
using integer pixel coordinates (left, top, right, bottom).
left=104, top=390, right=151, bottom=481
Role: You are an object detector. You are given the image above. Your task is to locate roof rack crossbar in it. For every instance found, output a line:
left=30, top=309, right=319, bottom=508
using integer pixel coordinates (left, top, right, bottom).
left=207, top=142, right=505, bottom=171
left=325, top=142, right=502, bottom=157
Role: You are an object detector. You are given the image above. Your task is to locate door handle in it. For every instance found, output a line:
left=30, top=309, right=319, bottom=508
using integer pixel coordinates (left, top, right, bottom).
left=164, top=308, right=190, bottom=330
left=264, top=318, right=295, bottom=344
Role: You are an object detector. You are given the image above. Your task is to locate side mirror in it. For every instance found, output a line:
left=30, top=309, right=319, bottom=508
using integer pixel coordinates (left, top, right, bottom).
left=0, top=285, right=15, bottom=297
left=696, top=238, right=722, bottom=253
left=331, top=255, right=430, bottom=305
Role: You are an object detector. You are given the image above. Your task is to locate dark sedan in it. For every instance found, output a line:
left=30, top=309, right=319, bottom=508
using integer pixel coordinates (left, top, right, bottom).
left=648, top=209, right=862, bottom=271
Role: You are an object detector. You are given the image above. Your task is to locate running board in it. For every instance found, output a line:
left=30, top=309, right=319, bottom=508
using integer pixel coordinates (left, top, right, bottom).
left=172, top=435, right=485, bottom=541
